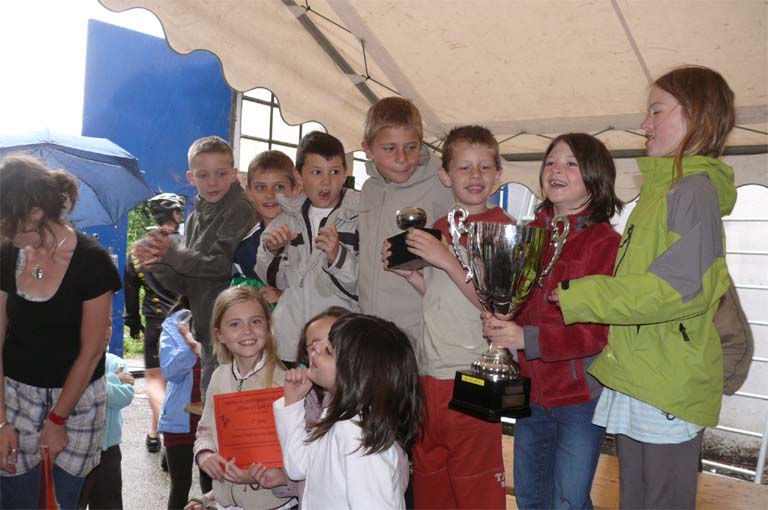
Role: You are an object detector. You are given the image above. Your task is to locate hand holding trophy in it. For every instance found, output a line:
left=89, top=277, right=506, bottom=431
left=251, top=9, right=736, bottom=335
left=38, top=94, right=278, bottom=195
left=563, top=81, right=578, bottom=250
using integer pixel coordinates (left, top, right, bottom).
left=385, top=207, right=442, bottom=271
left=447, top=204, right=570, bottom=422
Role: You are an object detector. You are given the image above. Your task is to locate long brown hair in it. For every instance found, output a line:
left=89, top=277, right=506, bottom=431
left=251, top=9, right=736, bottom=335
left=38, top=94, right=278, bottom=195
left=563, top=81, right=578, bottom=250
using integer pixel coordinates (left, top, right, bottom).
left=309, top=314, right=423, bottom=453
left=211, top=286, right=281, bottom=387
left=0, top=155, right=79, bottom=241
left=653, top=66, right=735, bottom=180
left=538, top=133, right=623, bottom=224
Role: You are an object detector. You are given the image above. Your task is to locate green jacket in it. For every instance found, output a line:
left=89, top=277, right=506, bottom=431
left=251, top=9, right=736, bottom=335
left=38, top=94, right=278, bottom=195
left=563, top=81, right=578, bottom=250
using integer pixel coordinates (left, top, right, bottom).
left=559, top=156, right=736, bottom=427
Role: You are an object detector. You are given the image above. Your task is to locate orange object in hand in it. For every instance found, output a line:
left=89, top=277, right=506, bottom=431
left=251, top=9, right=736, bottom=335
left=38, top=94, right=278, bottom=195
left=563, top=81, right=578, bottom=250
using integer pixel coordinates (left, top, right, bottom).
left=39, top=447, right=60, bottom=509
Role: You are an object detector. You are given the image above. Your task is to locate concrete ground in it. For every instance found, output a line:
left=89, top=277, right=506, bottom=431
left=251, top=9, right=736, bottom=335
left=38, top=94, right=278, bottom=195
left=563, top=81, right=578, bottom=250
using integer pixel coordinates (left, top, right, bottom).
left=117, top=361, right=203, bottom=510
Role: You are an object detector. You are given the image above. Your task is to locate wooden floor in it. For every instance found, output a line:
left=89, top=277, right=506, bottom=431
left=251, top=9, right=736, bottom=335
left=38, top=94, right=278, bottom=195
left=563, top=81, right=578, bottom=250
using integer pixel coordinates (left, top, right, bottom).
left=502, top=434, right=768, bottom=509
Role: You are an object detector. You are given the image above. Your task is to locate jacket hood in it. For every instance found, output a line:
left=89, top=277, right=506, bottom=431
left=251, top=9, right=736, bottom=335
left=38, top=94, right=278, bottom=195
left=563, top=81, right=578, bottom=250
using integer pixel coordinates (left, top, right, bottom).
left=194, top=181, right=248, bottom=218
left=637, top=156, right=736, bottom=216
left=364, top=145, right=438, bottom=188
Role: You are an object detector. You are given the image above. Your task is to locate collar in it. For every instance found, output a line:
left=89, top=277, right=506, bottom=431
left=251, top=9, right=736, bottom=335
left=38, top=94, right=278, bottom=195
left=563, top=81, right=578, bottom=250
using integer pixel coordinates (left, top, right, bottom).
left=231, top=355, right=266, bottom=390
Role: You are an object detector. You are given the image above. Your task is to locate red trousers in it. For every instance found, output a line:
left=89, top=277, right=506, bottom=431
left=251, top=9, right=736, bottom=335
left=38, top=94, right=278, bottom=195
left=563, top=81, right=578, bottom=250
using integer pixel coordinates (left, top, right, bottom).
left=412, top=376, right=506, bottom=509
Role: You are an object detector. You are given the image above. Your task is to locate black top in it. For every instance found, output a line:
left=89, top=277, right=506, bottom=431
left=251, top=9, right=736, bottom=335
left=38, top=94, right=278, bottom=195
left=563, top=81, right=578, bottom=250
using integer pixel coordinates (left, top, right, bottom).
left=1, top=232, right=122, bottom=388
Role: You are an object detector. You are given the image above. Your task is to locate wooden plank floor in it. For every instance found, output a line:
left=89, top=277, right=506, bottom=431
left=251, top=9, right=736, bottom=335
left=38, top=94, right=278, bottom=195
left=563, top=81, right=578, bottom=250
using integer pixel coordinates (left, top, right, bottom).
left=502, top=434, right=768, bottom=509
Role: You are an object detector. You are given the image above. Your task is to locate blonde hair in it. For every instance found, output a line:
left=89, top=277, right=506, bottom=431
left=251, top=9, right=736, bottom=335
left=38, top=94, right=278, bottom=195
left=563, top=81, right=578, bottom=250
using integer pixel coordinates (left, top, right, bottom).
left=653, top=66, right=735, bottom=180
left=363, top=97, right=423, bottom=145
left=211, top=286, right=281, bottom=387
left=187, top=136, right=235, bottom=167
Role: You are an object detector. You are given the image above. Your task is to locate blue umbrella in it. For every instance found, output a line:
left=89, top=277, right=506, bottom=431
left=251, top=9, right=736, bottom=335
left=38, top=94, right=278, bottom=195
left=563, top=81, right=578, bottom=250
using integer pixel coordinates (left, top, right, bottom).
left=0, top=128, right=153, bottom=228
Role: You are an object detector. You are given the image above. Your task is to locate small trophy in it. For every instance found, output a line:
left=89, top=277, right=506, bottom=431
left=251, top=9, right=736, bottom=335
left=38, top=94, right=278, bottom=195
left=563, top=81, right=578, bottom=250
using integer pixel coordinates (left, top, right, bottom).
left=386, top=207, right=442, bottom=271
left=447, top=205, right=569, bottom=422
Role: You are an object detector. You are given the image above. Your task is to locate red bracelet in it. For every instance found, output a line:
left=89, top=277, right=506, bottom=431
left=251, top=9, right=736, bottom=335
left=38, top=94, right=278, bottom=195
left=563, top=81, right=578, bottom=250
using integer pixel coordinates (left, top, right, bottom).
left=48, top=411, right=67, bottom=425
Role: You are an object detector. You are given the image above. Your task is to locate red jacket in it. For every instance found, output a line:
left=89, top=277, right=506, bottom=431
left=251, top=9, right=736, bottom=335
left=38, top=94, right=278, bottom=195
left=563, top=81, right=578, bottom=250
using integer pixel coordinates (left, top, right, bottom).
left=516, top=208, right=620, bottom=407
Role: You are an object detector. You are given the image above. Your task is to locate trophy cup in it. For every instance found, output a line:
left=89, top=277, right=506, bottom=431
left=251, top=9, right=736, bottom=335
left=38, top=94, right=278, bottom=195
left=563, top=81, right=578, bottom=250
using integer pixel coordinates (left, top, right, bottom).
left=447, top=205, right=569, bottom=422
left=386, top=207, right=442, bottom=271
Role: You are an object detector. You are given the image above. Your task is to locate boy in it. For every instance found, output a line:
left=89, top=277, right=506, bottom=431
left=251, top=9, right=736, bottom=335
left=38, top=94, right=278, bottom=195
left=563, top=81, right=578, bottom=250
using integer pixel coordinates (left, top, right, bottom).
left=134, top=136, right=255, bottom=395
left=231, top=150, right=298, bottom=309
left=255, top=131, right=359, bottom=364
left=388, top=126, right=510, bottom=509
left=359, top=97, right=453, bottom=343
left=124, top=193, right=183, bottom=452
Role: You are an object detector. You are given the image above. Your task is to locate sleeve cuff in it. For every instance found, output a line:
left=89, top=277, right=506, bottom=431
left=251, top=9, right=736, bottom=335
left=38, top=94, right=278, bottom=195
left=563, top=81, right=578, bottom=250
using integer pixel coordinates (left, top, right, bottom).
left=523, top=325, right=541, bottom=360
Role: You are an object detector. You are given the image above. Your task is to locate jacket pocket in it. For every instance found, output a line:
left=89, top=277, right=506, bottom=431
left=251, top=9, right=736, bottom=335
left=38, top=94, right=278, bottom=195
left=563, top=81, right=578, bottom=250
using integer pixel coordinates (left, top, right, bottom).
left=678, top=322, right=691, bottom=342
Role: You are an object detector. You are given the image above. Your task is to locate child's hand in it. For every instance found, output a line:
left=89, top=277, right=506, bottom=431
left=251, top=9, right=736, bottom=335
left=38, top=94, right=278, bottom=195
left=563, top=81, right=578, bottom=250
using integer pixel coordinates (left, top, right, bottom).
left=259, top=285, right=282, bottom=305
left=222, top=458, right=258, bottom=485
left=265, top=224, right=298, bottom=254
left=184, top=491, right=214, bottom=510
left=178, top=322, right=202, bottom=357
left=133, top=231, right=173, bottom=269
left=116, top=367, right=135, bottom=386
left=198, top=451, right=229, bottom=481
left=549, top=289, right=560, bottom=305
left=381, top=240, right=417, bottom=279
left=405, top=229, right=453, bottom=270
left=283, top=367, right=312, bottom=405
left=249, top=464, right=287, bottom=488
left=315, top=225, right=340, bottom=263
left=481, top=311, right=524, bottom=351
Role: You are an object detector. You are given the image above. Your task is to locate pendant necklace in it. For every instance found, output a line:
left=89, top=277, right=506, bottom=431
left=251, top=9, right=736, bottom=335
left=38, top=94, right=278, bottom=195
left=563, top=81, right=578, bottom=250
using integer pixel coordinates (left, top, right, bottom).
left=31, top=235, right=69, bottom=280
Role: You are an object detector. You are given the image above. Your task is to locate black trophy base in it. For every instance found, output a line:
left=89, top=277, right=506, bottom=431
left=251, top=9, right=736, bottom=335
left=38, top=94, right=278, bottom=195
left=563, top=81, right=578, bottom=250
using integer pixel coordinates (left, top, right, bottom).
left=386, top=228, right=441, bottom=271
left=449, top=370, right=531, bottom=422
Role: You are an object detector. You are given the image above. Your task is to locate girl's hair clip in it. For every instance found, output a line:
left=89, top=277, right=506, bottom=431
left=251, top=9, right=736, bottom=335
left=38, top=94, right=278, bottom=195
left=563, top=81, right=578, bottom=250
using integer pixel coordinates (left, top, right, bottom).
left=298, top=363, right=307, bottom=369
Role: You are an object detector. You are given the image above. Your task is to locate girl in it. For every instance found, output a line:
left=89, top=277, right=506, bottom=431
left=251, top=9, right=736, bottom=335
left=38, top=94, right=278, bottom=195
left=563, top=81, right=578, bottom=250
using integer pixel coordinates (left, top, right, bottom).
left=555, top=66, right=736, bottom=508
left=273, top=314, right=422, bottom=509
left=0, top=156, right=121, bottom=509
left=192, top=286, right=291, bottom=510
left=483, top=133, right=623, bottom=509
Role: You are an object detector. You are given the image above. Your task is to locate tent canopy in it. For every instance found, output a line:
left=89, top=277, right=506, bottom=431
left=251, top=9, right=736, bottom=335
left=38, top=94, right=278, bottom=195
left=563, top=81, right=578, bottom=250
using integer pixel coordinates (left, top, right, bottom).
left=100, top=0, right=768, bottom=198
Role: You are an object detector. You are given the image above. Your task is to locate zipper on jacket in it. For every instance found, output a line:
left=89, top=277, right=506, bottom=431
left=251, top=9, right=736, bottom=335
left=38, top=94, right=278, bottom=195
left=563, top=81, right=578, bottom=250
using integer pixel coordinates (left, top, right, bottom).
left=613, top=224, right=634, bottom=277
left=678, top=323, right=690, bottom=342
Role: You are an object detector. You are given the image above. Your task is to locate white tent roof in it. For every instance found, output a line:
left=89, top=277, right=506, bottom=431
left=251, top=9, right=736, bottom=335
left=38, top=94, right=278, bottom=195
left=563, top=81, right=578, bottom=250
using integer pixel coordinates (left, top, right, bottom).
left=100, top=0, right=767, bottom=198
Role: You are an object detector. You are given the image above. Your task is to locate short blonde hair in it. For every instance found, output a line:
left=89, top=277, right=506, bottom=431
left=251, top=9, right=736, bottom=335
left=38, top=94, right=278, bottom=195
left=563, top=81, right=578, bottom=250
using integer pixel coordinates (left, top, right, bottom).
left=211, top=286, right=281, bottom=387
left=247, top=150, right=296, bottom=189
left=187, top=136, right=234, bottom=167
left=363, top=97, right=423, bottom=145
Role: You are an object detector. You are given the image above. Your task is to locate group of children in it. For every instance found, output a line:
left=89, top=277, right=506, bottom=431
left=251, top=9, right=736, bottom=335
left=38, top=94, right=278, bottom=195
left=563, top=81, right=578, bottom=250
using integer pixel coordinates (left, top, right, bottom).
left=128, top=64, right=737, bottom=510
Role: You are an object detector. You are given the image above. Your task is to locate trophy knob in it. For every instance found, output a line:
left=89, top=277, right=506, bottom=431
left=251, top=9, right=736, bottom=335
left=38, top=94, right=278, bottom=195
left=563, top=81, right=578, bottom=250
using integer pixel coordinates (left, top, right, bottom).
left=396, top=207, right=427, bottom=230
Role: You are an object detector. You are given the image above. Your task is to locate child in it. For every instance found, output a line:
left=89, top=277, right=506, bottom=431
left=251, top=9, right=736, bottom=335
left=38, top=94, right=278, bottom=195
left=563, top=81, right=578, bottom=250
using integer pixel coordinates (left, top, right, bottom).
left=158, top=302, right=212, bottom=510
left=78, top=326, right=135, bottom=510
left=193, top=286, right=290, bottom=509
left=124, top=193, right=183, bottom=452
left=134, top=136, right=256, bottom=396
left=273, top=314, right=422, bottom=509
left=555, top=66, right=737, bottom=508
left=386, top=125, right=512, bottom=508
left=359, top=97, right=454, bottom=343
left=231, top=151, right=297, bottom=310
left=255, top=131, right=359, bottom=364
left=482, top=133, right=623, bottom=509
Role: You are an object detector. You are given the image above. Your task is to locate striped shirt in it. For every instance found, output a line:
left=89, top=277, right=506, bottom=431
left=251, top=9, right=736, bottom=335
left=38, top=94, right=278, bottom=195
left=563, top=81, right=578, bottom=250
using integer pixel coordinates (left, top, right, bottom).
left=593, top=388, right=703, bottom=444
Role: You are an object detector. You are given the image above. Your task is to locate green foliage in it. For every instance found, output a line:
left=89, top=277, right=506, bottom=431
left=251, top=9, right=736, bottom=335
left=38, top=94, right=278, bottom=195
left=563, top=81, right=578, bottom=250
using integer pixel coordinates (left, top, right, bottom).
left=123, top=326, right=144, bottom=357
left=127, top=201, right=154, bottom=248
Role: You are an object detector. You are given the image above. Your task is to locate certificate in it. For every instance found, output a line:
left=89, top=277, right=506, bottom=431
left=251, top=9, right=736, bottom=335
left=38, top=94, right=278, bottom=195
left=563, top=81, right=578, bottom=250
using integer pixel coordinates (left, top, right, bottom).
left=213, top=387, right=284, bottom=469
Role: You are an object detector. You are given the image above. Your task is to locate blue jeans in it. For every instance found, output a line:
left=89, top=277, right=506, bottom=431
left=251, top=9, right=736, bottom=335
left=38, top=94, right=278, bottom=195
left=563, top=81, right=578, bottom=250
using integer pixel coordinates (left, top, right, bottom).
left=0, top=462, right=85, bottom=509
left=513, top=400, right=605, bottom=510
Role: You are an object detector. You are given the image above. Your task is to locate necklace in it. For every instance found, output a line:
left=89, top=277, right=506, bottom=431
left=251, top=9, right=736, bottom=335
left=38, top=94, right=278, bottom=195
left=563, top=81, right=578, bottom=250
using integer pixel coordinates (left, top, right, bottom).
left=31, top=235, right=69, bottom=280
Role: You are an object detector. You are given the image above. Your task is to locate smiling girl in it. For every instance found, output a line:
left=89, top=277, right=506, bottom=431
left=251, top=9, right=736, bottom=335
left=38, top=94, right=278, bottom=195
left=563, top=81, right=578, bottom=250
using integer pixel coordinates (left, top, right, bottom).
left=482, top=133, right=623, bottom=509
left=556, top=66, right=737, bottom=508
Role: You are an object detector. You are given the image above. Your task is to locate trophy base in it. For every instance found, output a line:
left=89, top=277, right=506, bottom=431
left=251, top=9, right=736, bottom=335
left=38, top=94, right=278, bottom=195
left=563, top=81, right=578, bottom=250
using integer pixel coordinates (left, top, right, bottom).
left=387, top=228, right=442, bottom=271
left=449, top=370, right=531, bottom=422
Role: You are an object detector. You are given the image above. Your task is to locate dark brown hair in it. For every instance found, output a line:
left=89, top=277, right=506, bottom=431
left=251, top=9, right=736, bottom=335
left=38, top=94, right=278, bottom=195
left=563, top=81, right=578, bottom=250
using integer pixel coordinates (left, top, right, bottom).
left=538, top=133, right=623, bottom=224
left=0, top=155, right=79, bottom=239
left=247, top=150, right=296, bottom=189
left=653, top=66, right=735, bottom=180
left=187, top=135, right=234, bottom=167
left=296, top=131, right=347, bottom=174
left=363, top=97, right=424, bottom=145
left=441, top=125, right=501, bottom=171
left=309, top=314, right=423, bottom=453
left=295, top=306, right=351, bottom=368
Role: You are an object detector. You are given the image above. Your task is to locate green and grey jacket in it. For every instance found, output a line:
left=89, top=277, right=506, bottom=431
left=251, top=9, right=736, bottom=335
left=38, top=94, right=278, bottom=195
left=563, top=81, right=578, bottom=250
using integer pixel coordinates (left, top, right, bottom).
left=559, top=156, right=736, bottom=427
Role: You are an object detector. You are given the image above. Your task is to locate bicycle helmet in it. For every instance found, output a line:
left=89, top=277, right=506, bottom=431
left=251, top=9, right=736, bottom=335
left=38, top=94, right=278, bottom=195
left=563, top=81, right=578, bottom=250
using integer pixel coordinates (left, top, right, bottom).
left=148, top=193, right=184, bottom=224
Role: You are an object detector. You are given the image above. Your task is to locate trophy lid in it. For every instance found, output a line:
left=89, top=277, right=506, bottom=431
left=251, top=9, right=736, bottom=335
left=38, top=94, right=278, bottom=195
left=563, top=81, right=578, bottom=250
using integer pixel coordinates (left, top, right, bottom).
left=396, top=207, right=427, bottom=229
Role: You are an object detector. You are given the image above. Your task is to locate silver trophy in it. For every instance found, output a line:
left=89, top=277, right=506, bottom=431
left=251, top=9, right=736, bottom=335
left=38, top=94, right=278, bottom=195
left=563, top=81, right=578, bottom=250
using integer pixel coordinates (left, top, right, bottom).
left=386, top=207, right=442, bottom=271
left=447, top=204, right=569, bottom=421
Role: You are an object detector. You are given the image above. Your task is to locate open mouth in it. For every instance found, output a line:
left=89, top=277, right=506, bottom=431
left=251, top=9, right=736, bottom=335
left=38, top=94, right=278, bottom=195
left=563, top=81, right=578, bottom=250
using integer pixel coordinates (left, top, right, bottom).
left=549, top=179, right=567, bottom=188
left=238, top=339, right=258, bottom=346
left=318, top=190, right=331, bottom=200
left=465, top=185, right=485, bottom=193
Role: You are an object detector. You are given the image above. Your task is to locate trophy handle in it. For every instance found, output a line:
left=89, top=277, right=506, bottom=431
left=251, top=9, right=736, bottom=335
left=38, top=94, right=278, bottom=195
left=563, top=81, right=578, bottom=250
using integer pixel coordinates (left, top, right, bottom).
left=538, top=215, right=570, bottom=286
left=448, top=204, right=473, bottom=282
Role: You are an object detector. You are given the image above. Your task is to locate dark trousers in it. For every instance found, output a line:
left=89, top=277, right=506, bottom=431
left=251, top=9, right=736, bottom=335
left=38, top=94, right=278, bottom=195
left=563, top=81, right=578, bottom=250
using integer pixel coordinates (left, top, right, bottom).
left=165, top=444, right=212, bottom=510
left=78, top=445, right=123, bottom=510
left=616, top=430, right=704, bottom=509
